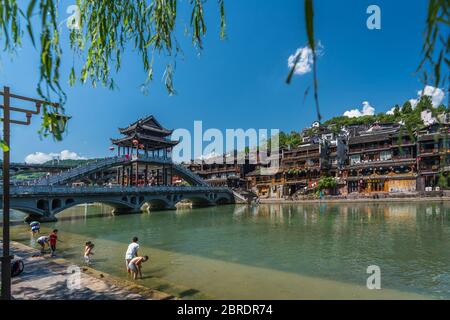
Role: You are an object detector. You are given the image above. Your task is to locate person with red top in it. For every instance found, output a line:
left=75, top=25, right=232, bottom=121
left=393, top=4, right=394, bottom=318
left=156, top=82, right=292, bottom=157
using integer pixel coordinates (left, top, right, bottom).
left=48, top=229, right=61, bottom=257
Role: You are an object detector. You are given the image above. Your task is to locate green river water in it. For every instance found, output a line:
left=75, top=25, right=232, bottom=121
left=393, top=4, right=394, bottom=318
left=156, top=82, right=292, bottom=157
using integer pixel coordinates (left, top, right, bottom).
left=5, top=201, right=450, bottom=299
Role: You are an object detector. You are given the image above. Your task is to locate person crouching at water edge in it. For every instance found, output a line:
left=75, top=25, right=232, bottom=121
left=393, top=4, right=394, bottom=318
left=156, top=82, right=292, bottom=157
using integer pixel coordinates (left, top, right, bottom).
left=125, top=237, right=140, bottom=274
left=84, top=241, right=95, bottom=265
left=37, top=235, right=49, bottom=254
left=128, top=256, right=149, bottom=280
left=49, top=229, right=62, bottom=257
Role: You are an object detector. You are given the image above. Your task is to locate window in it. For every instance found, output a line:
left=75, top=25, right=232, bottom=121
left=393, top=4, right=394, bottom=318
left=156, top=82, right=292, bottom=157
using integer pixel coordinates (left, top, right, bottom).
left=380, top=151, right=392, bottom=161
left=350, top=155, right=360, bottom=165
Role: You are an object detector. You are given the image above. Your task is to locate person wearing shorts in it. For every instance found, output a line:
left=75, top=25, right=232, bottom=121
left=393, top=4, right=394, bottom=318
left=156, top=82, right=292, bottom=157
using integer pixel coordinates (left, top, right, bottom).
left=128, top=256, right=148, bottom=280
left=30, top=221, right=40, bottom=235
left=37, top=235, right=49, bottom=254
left=125, top=237, right=140, bottom=273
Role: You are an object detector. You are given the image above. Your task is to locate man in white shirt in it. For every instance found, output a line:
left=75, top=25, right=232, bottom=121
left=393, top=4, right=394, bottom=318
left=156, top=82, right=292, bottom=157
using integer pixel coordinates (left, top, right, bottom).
left=125, top=237, right=140, bottom=273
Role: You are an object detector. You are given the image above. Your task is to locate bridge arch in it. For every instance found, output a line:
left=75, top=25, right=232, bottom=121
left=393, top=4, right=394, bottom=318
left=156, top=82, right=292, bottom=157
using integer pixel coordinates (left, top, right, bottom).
left=216, top=196, right=233, bottom=205
left=52, top=199, right=62, bottom=210
left=48, top=198, right=138, bottom=217
left=174, top=194, right=214, bottom=207
left=10, top=205, right=46, bottom=217
left=37, top=199, right=49, bottom=211
left=144, top=197, right=174, bottom=211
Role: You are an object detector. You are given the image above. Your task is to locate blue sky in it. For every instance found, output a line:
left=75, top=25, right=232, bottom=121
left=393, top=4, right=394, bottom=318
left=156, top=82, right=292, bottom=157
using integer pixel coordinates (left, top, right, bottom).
left=0, top=0, right=443, bottom=162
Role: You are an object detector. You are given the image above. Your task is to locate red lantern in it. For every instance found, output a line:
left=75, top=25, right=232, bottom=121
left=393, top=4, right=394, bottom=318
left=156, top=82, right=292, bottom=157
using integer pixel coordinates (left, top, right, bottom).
left=132, top=139, right=139, bottom=146
left=139, top=144, right=145, bottom=149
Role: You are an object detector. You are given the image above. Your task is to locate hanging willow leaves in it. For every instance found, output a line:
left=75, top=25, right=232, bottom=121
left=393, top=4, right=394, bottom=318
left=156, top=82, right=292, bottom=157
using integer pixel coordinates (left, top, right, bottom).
left=416, top=0, right=449, bottom=107
left=0, top=0, right=227, bottom=141
left=286, top=0, right=321, bottom=122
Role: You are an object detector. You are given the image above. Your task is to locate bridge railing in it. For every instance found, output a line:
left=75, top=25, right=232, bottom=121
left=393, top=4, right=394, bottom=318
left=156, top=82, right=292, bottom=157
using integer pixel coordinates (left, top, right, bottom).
left=172, top=163, right=208, bottom=186
left=6, top=185, right=230, bottom=196
left=36, top=155, right=174, bottom=185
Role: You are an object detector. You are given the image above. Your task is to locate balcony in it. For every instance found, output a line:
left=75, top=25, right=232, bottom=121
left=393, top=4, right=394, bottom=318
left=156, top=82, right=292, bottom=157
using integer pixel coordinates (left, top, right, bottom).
left=283, top=152, right=320, bottom=160
left=419, top=164, right=440, bottom=172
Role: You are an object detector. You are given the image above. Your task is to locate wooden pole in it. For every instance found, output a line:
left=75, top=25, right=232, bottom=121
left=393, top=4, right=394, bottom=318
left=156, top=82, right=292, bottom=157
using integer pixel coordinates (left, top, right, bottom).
left=1, top=86, right=12, bottom=300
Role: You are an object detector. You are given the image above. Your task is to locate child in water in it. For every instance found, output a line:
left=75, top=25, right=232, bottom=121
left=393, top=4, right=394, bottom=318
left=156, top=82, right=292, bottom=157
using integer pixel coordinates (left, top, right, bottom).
left=84, top=241, right=95, bottom=265
left=30, top=221, right=40, bottom=235
left=48, top=229, right=61, bottom=257
left=37, top=235, right=49, bottom=254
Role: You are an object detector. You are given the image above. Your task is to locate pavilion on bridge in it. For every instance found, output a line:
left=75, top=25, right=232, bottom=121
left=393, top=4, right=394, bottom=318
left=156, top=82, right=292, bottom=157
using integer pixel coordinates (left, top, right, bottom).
left=111, top=115, right=179, bottom=186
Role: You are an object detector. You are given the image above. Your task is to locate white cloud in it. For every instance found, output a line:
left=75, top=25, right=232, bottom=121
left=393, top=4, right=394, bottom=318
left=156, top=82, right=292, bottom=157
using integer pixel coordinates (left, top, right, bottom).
left=420, top=85, right=445, bottom=107
left=386, top=107, right=395, bottom=115
left=408, top=86, right=445, bottom=109
left=287, top=43, right=323, bottom=76
left=409, top=98, right=418, bottom=109
left=385, top=85, right=446, bottom=115
left=343, top=101, right=376, bottom=118
left=25, top=150, right=86, bottom=164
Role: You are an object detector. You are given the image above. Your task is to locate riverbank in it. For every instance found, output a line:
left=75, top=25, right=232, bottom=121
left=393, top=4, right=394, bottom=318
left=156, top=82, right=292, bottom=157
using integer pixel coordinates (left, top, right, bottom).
left=5, top=241, right=174, bottom=300
left=259, top=196, right=450, bottom=204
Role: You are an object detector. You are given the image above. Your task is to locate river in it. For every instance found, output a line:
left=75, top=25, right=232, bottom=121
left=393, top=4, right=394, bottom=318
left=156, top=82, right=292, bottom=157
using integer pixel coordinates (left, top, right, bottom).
left=5, top=201, right=450, bottom=299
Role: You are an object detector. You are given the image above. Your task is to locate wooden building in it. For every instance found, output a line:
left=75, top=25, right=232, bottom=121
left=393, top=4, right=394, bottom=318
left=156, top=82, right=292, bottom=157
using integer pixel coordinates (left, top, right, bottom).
left=344, top=123, right=417, bottom=194
left=186, top=153, right=256, bottom=188
left=111, top=115, right=179, bottom=186
left=416, top=123, right=450, bottom=191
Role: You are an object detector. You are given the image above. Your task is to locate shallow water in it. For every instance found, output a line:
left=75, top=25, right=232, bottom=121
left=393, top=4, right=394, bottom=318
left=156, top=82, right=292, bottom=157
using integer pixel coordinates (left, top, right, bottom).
left=6, top=201, right=450, bottom=299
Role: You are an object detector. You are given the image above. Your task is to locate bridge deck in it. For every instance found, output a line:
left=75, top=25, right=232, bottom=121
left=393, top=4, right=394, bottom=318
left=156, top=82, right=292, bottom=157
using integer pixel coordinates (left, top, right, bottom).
left=6, top=185, right=230, bottom=196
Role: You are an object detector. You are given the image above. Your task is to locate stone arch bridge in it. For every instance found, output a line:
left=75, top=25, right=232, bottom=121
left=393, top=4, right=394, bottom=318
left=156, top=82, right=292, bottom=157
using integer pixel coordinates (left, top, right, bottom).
left=1, top=185, right=236, bottom=222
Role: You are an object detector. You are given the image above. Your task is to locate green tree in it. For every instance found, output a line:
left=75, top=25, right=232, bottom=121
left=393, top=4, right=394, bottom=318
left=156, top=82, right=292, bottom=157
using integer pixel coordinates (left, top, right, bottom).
left=402, top=101, right=413, bottom=114
left=415, top=96, right=433, bottom=112
left=317, top=176, right=337, bottom=191
left=393, top=105, right=401, bottom=118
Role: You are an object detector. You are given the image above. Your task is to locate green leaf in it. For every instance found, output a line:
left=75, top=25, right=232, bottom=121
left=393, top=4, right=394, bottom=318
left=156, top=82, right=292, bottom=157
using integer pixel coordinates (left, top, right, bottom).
left=0, top=140, right=10, bottom=152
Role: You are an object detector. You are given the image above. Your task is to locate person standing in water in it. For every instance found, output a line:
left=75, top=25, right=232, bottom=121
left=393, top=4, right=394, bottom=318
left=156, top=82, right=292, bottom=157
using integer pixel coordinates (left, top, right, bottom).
left=30, top=221, right=40, bottom=235
left=84, top=241, right=95, bottom=265
left=49, top=229, right=61, bottom=257
left=37, top=235, right=49, bottom=254
left=125, top=237, right=140, bottom=274
left=128, top=256, right=149, bottom=280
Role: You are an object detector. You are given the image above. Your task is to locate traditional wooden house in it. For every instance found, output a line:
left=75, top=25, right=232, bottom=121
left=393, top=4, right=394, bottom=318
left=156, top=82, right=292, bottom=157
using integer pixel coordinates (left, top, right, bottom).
left=344, top=123, right=417, bottom=194
left=111, top=115, right=178, bottom=186
left=187, top=152, right=256, bottom=188
left=416, top=123, right=450, bottom=191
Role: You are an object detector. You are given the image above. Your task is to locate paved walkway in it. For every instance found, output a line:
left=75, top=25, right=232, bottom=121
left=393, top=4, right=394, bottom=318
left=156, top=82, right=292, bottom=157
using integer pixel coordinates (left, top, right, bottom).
left=2, top=241, right=173, bottom=300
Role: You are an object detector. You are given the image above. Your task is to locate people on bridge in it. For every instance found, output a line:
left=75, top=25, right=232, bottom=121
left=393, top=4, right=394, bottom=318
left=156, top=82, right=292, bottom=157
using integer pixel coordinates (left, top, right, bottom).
left=84, top=241, right=95, bottom=265
left=30, top=221, right=40, bottom=235
left=37, top=235, right=49, bottom=254
left=128, top=256, right=149, bottom=280
left=125, top=237, right=140, bottom=274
